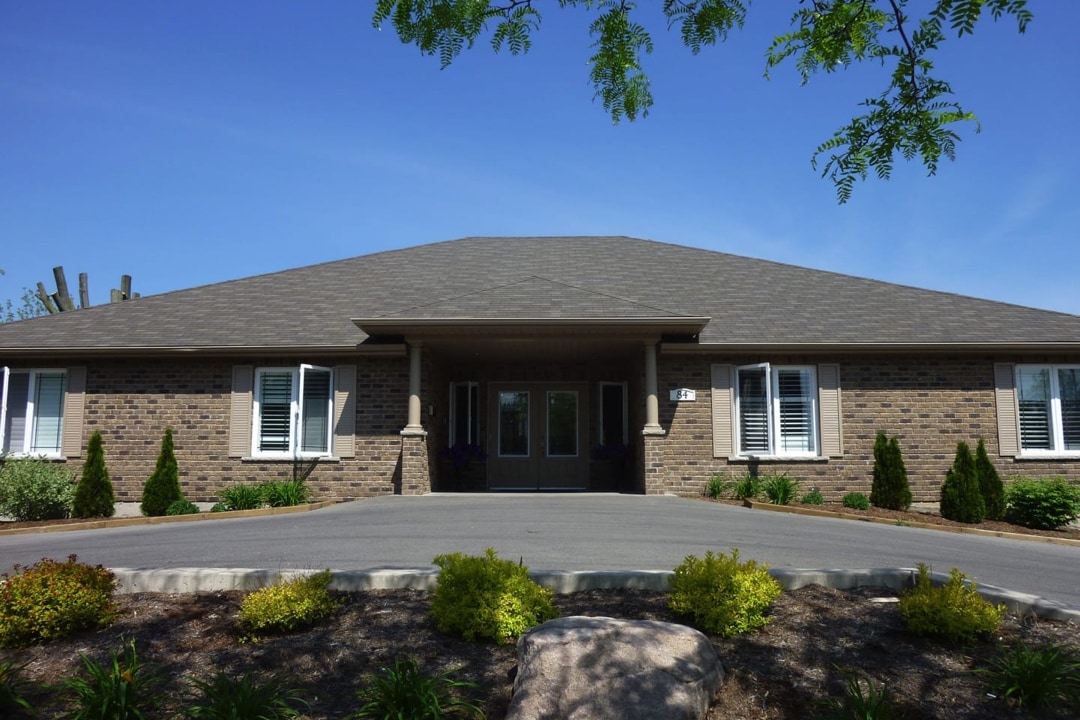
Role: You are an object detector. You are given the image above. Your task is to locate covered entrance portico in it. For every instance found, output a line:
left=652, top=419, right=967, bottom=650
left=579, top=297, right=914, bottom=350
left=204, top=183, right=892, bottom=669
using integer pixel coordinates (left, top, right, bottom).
left=353, top=313, right=709, bottom=494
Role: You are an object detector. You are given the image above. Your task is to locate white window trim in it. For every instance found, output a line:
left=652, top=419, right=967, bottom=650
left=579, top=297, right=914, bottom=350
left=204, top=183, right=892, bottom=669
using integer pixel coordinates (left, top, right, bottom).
left=449, top=381, right=480, bottom=447
left=1015, top=363, right=1080, bottom=457
left=251, top=364, right=334, bottom=459
left=497, top=390, right=530, bottom=458
left=735, top=363, right=820, bottom=458
left=546, top=390, right=579, bottom=458
left=0, top=367, right=67, bottom=459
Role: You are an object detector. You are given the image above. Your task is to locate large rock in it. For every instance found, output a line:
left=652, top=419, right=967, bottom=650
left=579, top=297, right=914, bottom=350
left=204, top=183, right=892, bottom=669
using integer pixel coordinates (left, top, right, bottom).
left=505, top=616, right=724, bottom=720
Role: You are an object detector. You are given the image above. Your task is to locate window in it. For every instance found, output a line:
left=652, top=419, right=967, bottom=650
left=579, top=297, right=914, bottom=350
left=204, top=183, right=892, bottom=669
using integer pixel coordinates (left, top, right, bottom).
left=735, top=364, right=818, bottom=456
left=1, top=368, right=67, bottom=457
left=598, top=382, right=627, bottom=448
left=252, top=365, right=333, bottom=457
left=1016, top=364, right=1080, bottom=453
left=450, top=381, right=480, bottom=447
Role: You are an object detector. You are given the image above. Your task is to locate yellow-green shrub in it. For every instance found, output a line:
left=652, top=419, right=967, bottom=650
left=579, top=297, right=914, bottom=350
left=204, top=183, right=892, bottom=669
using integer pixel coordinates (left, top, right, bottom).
left=0, top=555, right=116, bottom=647
left=238, top=570, right=337, bottom=636
left=899, top=564, right=1006, bottom=643
left=668, top=548, right=782, bottom=637
left=429, top=548, right=557, bottom=643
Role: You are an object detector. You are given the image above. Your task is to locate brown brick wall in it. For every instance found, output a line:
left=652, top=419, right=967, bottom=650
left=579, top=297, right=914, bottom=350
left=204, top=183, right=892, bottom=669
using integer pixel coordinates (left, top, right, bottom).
left=76, top=356, right=409, bottom=502
left=647, top=354, right=1080, bottom=501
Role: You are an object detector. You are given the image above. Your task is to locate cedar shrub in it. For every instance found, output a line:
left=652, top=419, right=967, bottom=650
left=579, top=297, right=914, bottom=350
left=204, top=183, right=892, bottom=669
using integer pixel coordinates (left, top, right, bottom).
left=141, top=428, right=182, bottom=517
left=940, top=441, right=986, bottom=523
left=870, top=431, right=912, bottom=511
left=71, top=431, right=115, bottom=519
left=974, top=438, right=1006, bottom=521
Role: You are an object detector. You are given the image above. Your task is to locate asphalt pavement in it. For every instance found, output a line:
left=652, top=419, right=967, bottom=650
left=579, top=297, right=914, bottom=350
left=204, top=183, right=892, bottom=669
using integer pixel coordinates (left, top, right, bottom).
left=1, top=494, right=1077, bottom=609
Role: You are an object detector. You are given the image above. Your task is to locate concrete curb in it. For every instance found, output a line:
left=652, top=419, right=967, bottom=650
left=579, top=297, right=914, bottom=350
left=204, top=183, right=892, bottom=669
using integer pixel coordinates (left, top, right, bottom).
left=0, top=501, right=339, bottom=536
left=109, top=567, right=1080, bottom=623
left=741, top=500, right=1080, bottom=547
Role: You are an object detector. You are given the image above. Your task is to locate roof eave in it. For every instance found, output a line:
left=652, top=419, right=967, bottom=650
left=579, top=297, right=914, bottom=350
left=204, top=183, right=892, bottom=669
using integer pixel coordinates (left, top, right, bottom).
left=352, top=316, right=711, bottom=338
left=0, top=343, right=406, bottom=359
left=664, top=341, right=1080, bottom=355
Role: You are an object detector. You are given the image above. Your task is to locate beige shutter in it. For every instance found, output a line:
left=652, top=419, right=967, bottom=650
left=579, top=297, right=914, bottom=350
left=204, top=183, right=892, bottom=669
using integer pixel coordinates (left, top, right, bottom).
left=817, top=363, right=843, bottom=457
left=994, top=362, right=1019, bottom=456
left=61, top=366, right=86, bottom=458
left=229, top=365, right=254, bottom=458
left=711, top=364, right=735, bottom=457
left=333, top=364, right=356, bottom=458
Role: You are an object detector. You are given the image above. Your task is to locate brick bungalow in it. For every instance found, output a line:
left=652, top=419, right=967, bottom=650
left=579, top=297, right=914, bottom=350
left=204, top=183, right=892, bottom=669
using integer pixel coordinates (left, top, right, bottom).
left=1, top=236, right=1078, bottom=502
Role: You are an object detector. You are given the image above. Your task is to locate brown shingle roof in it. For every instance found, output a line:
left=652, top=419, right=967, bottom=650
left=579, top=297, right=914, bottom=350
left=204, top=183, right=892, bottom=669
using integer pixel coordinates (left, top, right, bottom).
left=2, top=236, right=1079, bottom=354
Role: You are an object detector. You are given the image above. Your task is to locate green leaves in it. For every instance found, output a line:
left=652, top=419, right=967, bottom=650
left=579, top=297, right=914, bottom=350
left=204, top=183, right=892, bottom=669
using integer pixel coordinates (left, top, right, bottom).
left=373, top=0, right=1034, bottom=201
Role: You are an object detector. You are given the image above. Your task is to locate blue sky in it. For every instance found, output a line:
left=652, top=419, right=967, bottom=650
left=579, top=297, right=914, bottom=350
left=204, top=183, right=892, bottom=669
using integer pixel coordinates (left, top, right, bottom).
left=2, top=2, right=1078, bottom=316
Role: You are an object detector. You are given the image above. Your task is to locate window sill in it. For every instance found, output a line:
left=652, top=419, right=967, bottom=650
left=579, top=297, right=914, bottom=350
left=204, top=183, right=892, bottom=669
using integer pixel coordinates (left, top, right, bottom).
left=241, top=456, right=341, bottom=463
left=1014, top=453, right=1080, bottom=461
left=727, top=455, right=830, bottom=463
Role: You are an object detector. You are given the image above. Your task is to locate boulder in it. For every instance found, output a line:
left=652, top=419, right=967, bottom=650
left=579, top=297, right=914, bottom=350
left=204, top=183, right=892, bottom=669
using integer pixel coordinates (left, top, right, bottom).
left=505, top=616, right=724, bottom=720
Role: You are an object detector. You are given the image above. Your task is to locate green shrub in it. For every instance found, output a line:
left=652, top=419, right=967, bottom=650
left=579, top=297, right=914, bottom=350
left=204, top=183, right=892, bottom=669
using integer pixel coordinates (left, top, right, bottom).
left=870, top=432, right=911, bottom=511
left=762, top=474, right=799, bottom=505
left=187, top=671, right=308, bottom=719
left=733, top=473, right=762, bottom=500
left=668, top=548, right=782, bottom=637
left=0, top=555, right=116, bottom=647
left=898, top=564, right=1005, bottom=644
left=238, top=570, right=337, bottom=636
left=800, top=489, right=824, bottom=505
left=820, top=671, right=898, bottom=720
left=842, top=492, right=870, bottom=510
left=978, top=642, right=1080, bottom=711
left=974, top=438, right=1006, bottom=521
left=0, top=661, right=34, bottom=717
left=704, top=474, right=730, bottom=499
left=351, top=657, right=486, bottom=719
left=260, top=480, right=310, bottom=508
left=141, top=428, right=182, bottom=517
left=430, top=548, right=557, bottom=644
left=165, top=499, right=201, bottom=516
left=940, top=441, right=986, bottom=523
left=62, top=638, right=159, bottom=720
left=0, top=457, right=74, bottom=521
left=72, top=430, right=116, bottom=519
left=1005, top=477, right=1080, bottom=530
left=210, top=501, right=230, bottom=513
left=217, top=484, right=265, bottom=511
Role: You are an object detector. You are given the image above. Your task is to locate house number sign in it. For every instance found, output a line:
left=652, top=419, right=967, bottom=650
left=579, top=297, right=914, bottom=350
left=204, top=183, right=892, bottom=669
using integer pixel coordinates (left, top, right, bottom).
left=670, top=388, right=696, bottom=401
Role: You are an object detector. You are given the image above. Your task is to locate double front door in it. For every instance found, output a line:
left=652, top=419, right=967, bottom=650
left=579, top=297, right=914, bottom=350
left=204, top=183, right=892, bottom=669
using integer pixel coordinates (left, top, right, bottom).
left=486, top=382, right=588, bottom=490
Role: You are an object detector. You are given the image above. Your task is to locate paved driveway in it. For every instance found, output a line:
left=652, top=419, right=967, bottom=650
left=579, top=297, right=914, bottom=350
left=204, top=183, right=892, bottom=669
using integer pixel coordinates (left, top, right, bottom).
left=2, top=494, right=1078, bottom=608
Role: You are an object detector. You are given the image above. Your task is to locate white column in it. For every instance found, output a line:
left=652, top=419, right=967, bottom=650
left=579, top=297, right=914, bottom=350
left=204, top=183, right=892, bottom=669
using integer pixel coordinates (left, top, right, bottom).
left=643, top=341, right=663, bottom=434
left=404, top=342, right=424, bottom=433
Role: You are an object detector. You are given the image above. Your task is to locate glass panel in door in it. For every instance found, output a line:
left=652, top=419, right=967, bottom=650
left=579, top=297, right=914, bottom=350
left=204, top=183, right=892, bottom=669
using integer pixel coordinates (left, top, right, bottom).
left=498, top=391, right=529, bottom=457
left=547, top=391, right=578, bottom=457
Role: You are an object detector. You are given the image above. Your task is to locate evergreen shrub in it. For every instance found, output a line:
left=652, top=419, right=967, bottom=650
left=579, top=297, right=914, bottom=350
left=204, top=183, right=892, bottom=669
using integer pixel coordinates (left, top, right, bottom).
left=141, top=428, right=182, bottom=517
left=429, top=548, right=557, bottom=644
left=1005, top=478, right=1080, bottom=530
left=72, top=431, right=115, bottom=519
left=0, top=457, right=73, bottom=521
left=0, top=555, right=116, bottom=647
left=842, top=492, right=870, bottom=510
left=898, top=564, right=1005, bottom=643
left=239, top=570, right=337, bottom=636
left=940, top=442, right=985, bottom=524
left=974, top=439, right=1006, bottom=521
left=669, top=548, right=782, bottom=637
left=165, top=499, right=200, bottom=516
left=869, top=432, right=912, bottom=511
left=800, top=489, right=824, bottom=505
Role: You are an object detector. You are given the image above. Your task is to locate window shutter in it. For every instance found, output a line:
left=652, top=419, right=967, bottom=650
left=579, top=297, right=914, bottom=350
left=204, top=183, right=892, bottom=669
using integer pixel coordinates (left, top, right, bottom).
left=61, top=366, right=86, bottom=458
left=817, top=363, right=843, bottom=457
left=994, top=362, right=1019, bottom=456
left=711, top=364, right=735, bottom=457
left=333, top=364, right=356, bottom=458
left=229, top=365, right=254, bottom=458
